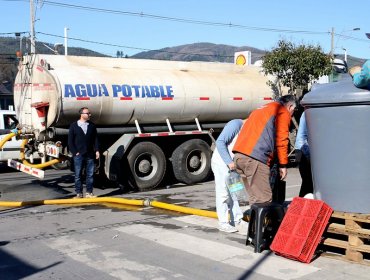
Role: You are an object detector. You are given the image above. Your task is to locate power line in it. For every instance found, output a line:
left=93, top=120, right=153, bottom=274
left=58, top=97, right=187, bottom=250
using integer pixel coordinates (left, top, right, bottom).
left=6, top=0, right=328, bottom=35
left=336, top=33, right=370, bottom=43
left=0, top=32, right=28, bottom=35
left=37, top=31, right=235, bottom=58
left=1, top=29, right=367, bottom=59
left=42, top=0, right=322, bottom=34
left=2, top=1, right=369, bottom=57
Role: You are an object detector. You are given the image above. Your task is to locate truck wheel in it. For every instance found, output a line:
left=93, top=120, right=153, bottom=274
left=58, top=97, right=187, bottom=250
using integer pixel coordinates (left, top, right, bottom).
left=127, top=142, right=166, bottom=191
left=171, top=139, right=211, bottom=185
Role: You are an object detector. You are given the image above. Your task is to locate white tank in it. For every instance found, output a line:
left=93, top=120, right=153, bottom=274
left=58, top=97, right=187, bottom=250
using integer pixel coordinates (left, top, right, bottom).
left=14, top=55, right=273, bottom=131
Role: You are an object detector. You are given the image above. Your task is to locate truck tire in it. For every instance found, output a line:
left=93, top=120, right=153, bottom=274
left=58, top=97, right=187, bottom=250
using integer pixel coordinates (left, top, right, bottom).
left=127, top=142, right=166, bottom=191
left=171, top=139, right=211, bottom=185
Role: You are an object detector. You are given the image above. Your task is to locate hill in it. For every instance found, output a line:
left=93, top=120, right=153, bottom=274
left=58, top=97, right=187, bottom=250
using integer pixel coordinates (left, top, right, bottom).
left=132, top=42, right=366, bottom=68
left=0, top=36, right=105, bottom=57
left=131, top=42, right=265, bottom=64
left=0, top=36, right=107, bottom=83
left=0, top=36, right=367, bottom=83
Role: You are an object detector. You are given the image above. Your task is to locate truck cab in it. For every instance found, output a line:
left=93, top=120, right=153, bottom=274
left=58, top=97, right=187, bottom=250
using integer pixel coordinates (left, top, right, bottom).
left=0, top=110, right=21, bottom=162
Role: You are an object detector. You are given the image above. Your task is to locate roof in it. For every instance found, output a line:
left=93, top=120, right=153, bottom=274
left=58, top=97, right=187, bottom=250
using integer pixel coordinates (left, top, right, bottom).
left=0, top=82, right=12, bottom=95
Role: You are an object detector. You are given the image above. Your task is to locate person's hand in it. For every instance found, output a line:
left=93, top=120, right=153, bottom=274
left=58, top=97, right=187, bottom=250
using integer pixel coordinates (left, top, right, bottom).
left=279, top=167, right=287, bottom=180
left=295, top=149, right=302, bottom=163
left=96, top=151, right=100, bottom=159
left=228, top=162, right=235, bottom=170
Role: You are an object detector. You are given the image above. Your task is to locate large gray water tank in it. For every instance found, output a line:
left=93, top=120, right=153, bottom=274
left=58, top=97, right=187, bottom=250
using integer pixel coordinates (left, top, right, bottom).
left=301, top=76, right=370, bottom=213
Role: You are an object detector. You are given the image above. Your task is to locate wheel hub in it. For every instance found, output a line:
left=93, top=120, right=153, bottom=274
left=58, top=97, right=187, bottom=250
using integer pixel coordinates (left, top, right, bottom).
left=138, top=159, right=151, bottom=174
left=189, top=155, right=200, bottom=169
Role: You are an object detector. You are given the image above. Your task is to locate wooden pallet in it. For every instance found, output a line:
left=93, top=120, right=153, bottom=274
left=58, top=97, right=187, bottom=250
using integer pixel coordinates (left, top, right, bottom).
left=321, top=211, right=370, bottom=266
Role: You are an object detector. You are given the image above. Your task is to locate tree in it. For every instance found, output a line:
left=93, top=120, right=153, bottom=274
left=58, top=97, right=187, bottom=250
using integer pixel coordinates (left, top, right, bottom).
left=262, top=40, right=332, bottom=97
left=0, top=56, right=17, bottom=83
left=116, top=50, right=124, bottom=58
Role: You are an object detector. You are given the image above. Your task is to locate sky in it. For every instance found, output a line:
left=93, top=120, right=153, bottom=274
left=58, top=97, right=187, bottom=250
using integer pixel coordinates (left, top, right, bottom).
left=1, top=0, right=370, bottom=60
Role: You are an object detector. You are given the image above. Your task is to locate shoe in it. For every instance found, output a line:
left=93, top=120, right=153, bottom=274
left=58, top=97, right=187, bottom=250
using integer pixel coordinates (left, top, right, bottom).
left=218, top=224, right=238, bottom=233
left=73, top=193, right=83, bottom=199
left=85, top=193, right=96, bottom=198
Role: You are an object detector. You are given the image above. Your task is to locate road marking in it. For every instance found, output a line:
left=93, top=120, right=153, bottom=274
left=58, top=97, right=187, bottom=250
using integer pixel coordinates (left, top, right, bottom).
left=47, top=236, right=182, bottom=280
left=116, top=223, right=319, bottom=280
left=174, top=215, right=219, bottom=228
left=174, top=214, right=250, bottom=235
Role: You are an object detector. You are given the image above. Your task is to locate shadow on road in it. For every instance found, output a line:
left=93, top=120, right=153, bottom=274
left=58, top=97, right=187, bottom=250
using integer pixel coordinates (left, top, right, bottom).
left=0, top=245, right=62, bottom=280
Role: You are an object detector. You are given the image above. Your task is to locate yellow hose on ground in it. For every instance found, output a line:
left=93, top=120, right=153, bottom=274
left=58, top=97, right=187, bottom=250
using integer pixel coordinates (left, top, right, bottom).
left=150, top=200, right=218, bottom=219
left=0, top=132, right=17, bottom=149
left=0, top=197, right=218, bottom=219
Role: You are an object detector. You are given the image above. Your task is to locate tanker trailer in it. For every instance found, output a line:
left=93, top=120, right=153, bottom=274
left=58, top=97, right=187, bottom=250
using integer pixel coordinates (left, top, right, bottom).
left=12, top=54, right=273, bottom=191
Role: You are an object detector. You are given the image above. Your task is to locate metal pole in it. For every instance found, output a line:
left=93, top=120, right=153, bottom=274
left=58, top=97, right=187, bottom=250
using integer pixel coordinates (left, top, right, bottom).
left=64, top=27, right=68, bottom=56
left=330, top=27, right=335, bottom=56
left=30, top=0, right=36, bottom=53
left=17, top=35, right=22, bottom=55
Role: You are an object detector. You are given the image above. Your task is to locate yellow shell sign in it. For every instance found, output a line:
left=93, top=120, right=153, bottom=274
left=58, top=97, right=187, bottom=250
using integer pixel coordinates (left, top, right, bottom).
left=236, top=54, right=247, bottom=65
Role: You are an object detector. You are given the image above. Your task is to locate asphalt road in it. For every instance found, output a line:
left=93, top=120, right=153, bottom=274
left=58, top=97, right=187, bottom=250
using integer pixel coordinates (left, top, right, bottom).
left=0, top=166, right=368, bottom=280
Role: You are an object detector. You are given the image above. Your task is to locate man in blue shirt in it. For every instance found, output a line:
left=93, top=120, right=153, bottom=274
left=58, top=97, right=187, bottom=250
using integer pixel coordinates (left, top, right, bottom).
left=294, top=112, right=313, bottom=197
left=211, top=119, right=245, bottom=233
left=350, top=60, right=370, bottom=89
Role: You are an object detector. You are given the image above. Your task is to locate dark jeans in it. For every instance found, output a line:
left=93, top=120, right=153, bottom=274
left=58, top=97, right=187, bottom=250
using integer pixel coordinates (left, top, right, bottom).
left=74, top=154, right=95, bottom=194
left=298, top=155, right=313, bottom=197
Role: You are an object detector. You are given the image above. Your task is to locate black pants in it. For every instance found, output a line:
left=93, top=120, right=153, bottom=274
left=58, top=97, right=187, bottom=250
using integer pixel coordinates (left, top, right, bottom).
left=298, top=155, right=313, bottom=197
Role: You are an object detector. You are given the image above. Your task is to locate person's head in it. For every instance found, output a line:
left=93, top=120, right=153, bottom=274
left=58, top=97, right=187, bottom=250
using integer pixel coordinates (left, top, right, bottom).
left=279, top=95, right=297, bottom=116
left=78, top=107, right=91, bottom=121
left=349, top=66, right=362, bottom=77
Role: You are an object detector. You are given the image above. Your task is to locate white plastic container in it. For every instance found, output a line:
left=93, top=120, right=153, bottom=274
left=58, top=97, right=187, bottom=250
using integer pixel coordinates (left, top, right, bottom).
left=226, top=170, right=248, bottom=201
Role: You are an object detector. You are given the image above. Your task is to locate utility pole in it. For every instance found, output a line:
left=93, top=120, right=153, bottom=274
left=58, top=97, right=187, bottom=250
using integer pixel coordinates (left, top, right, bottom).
left=343, top=48, right=347, bottom=63
left=330, top=27, right=335, bottom=57
left=64, top=27, right=69, bottom=56
left=30, top=0, right=36, bottom=53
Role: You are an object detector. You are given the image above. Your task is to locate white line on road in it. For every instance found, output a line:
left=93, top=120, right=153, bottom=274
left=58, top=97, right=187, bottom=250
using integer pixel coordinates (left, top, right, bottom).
left=116, top=223, right=319, bottom=280
left=47, top=236, right=180, bottom=280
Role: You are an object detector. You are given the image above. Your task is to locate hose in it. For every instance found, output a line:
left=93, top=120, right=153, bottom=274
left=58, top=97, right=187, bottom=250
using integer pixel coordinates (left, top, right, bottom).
left=0, top=133, right=218, bottom=219
left=0, top=197, right=218, bottom=219
left=19, top=138, right=62, bottom=169
left=0, top=132, right=61, bottom=169
left=0, top=132, right=17, bottom=149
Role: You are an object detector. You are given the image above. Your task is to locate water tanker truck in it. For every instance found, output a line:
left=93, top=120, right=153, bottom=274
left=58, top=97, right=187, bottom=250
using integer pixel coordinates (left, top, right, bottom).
left=10, top=54, right=273, bottom=191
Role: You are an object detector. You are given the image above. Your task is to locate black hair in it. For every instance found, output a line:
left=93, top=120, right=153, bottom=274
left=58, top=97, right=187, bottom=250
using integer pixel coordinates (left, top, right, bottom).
left=279, top=95, right=297, bottom=107
left=78, top=107, right=89, bottom=114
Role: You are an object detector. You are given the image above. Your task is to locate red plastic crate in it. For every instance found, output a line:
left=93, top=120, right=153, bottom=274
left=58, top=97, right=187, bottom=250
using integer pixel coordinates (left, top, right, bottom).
left=270, top=197, right=333, bottom=263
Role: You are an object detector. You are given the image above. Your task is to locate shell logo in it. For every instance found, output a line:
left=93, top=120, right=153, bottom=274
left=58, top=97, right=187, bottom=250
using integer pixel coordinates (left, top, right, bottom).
left=236, top=54, right=247, bottom=65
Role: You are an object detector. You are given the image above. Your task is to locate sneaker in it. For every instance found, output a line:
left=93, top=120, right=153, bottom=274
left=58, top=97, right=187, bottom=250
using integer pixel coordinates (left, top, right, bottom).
left=218, top=224, right=238, bottom=233
left=85, top=193, right=96, bottom=198
left=73, top=193, right=83, bottom=199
